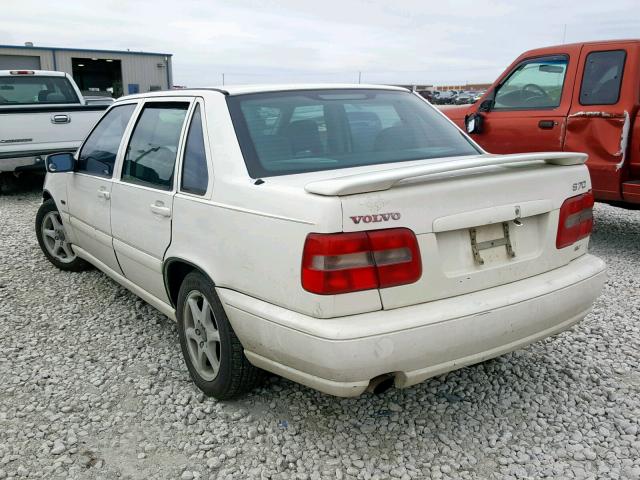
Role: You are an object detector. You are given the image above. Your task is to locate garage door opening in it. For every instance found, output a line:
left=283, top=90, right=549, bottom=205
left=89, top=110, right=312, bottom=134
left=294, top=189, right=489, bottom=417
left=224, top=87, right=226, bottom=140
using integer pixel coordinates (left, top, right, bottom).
left=72, top=57, right=123, bottom=98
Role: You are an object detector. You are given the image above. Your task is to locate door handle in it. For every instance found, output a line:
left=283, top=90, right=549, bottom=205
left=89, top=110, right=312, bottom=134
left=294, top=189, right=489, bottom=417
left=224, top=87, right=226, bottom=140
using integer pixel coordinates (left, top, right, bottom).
left=150, top=202, right=171, bottom=217
left=97, top=188, right=110, bottom=200
left=538, top=120, right=556, bottom=129
left=51, top=114, right=71, bottom=124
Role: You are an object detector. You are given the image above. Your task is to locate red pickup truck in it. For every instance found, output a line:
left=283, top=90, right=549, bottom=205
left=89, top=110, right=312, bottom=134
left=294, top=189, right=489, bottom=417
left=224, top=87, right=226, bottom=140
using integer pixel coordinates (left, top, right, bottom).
left=443, top=39, right=640, bottom=206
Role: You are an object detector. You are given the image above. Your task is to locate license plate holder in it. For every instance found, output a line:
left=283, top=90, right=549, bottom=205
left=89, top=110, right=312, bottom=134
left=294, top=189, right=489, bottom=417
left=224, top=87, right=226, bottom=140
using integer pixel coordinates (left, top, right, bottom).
left=469, top=222, right=516, bottom=265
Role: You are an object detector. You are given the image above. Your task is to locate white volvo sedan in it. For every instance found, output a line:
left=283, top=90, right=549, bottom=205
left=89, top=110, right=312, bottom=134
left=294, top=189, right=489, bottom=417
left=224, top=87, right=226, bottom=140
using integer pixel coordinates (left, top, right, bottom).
left=36, top=85, right=606, bottom=399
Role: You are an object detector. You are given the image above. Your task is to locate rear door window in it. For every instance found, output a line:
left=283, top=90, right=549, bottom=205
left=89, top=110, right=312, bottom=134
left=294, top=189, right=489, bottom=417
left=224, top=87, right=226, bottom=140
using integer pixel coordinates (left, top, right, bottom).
left=0, top=75, right=79, bottom=105
left=493, top=56, right=568, bottom=110
left=121, top=102, right=189, bottom=190
left=579, top=50, right=626, bottom=105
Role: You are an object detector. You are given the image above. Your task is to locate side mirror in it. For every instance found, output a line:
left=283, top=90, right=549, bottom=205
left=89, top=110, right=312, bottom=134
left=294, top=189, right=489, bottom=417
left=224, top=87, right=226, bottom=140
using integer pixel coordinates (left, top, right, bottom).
left=465, top=113, right=484, bottom=134
left=478, top=99, right=493, bottom=112
left=45, top=153, right=75, bottom=173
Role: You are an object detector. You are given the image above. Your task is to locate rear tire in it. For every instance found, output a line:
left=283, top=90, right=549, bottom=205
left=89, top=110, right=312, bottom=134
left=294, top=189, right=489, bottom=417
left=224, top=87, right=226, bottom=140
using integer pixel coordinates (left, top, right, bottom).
left=35, top=199, right=91, bottom=272
left=0, top=173, right=18, bottom=195
left=177, top=271, right=262, bottom=399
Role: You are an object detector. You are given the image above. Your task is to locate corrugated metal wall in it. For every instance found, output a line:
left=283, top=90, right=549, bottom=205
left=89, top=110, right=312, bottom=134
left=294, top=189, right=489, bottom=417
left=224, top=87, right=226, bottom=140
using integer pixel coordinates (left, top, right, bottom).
left=0, top=47, right=172, bottom=95
left=0, top=48, right=54, bottom=69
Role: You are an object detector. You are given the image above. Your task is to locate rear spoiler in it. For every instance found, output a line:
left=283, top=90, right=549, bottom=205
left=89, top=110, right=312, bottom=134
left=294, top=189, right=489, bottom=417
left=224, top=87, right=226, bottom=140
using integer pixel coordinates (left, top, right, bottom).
left=304, top=152, right=587, bottom=196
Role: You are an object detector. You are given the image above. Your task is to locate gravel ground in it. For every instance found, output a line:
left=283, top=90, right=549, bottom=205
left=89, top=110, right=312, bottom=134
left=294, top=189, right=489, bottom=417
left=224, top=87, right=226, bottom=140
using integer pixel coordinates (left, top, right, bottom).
left=1, top=186, right=639, bottom=480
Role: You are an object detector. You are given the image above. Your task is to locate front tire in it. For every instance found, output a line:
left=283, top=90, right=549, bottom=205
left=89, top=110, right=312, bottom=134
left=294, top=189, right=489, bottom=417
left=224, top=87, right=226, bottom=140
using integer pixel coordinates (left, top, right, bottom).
left=177, top=271, right=262, bottom=399
left=35, top=199, right=91, bottom=272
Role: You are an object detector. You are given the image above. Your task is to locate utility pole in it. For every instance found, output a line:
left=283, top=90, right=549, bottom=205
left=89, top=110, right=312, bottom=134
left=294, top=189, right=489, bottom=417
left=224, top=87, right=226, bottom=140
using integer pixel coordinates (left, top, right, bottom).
left=358, top=71, right=362, bottom=84
left=222, top=73, right=225, bottom=85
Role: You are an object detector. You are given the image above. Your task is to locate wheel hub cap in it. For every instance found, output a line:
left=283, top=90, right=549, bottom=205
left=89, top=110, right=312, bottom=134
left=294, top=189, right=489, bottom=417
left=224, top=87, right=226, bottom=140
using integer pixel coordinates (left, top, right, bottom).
left=42, top=211, right=75, bottom=264
left=183, top=290, right=221, bottom=381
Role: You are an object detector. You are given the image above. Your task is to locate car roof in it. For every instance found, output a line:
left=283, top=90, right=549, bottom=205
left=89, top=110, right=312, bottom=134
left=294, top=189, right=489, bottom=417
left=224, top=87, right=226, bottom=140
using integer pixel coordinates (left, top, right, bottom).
left=522, top=38, right=640, bottom=57
left=117, top=83, right=410, bottom=101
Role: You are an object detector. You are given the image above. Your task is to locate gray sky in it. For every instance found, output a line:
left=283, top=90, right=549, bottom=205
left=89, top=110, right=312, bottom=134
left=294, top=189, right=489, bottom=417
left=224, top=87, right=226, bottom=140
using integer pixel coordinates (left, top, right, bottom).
left=3, top=0, right=639, bottom=87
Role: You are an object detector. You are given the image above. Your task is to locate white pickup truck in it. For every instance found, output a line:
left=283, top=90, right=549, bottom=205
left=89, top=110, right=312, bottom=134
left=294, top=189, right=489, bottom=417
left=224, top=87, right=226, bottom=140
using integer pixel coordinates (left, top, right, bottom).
left=0, top=70, right=108, bottom=190
left=36, top=85, right=606, bottom=399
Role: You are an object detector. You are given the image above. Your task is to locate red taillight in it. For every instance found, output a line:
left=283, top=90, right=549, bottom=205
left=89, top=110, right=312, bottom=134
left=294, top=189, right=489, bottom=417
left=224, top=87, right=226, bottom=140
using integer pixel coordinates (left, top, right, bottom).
left=301, top=228, right=422, bottom=295
left=556, top=191, right=594, bottom=249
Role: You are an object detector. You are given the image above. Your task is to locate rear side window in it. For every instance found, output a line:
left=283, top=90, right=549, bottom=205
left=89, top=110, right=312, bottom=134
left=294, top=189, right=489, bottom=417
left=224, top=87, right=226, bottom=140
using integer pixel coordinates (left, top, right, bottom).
left=77, top=104, right=136, bottom=177
left=121, top=102, right=189, bottom=190
left=580, top=50, right=626, bottom=105
left=181, top=104, right=209, bottom=195
left=0, top=75, right=79, bottom=105
left=227, top=89, right=479, bottom=178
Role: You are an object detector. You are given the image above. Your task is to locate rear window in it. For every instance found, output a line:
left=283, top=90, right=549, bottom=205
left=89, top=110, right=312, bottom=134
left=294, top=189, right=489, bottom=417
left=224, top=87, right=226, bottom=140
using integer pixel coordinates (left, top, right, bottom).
left=0, top=75, right=79, bottom=105
left=227, top=89, right=479, bottom=177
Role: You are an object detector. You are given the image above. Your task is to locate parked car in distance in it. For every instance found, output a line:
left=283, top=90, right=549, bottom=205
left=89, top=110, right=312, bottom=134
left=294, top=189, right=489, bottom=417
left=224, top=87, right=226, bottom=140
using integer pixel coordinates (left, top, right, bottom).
left=454, top=91, right=479, bottom=105
left=434, top=90, right=456, bottom=104
left=443, top=39, right=640, bottom=207
left=37, top=85, right=606, bottom=399
left=418, top=90, right=437, bottom=102
left=0, top=70, right=108, bottom=191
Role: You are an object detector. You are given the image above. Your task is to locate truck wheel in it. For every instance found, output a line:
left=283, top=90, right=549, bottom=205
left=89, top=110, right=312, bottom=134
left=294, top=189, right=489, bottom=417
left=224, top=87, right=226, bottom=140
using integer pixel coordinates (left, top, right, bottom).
left=177, top=271, right=263, bottom=399
left=0, top=173, right=18, bottom=195
left=35, top=199, right=91, bottom=272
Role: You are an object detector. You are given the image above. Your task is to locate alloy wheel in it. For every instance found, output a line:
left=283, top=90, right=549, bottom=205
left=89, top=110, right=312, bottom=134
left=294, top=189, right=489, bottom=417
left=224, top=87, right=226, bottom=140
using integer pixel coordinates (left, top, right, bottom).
left=41, top=211, right=76, bottom=264
left=183, top=290, right=221, bottom=381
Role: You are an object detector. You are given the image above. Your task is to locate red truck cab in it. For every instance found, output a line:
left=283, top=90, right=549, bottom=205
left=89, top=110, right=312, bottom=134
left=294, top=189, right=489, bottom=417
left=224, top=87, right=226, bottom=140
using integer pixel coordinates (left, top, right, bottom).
left=444, top=40, right=640, bottom=206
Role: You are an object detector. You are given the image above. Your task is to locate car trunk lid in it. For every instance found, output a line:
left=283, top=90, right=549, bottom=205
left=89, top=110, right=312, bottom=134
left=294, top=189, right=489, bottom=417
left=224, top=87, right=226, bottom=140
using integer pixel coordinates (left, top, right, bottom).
left=307, top=152, right=591, bottom=309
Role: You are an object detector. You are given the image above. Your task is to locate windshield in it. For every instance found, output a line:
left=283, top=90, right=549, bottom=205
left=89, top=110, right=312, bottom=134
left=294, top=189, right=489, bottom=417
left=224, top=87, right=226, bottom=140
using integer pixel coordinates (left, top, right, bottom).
left=227, top=89, right=479, bottom=177
left=0, top=75, right=79, bottom=105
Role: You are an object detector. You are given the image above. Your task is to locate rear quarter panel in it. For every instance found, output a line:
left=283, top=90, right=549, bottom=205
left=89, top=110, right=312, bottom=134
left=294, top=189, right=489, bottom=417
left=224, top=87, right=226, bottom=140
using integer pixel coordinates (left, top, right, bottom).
left=168, top=181, right=386, bottom=318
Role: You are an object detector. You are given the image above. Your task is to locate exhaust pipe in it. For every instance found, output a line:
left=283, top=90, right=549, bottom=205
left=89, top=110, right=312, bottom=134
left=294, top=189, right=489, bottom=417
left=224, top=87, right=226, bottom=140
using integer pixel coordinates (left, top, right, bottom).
left=366, top=374, right=395, bottom=395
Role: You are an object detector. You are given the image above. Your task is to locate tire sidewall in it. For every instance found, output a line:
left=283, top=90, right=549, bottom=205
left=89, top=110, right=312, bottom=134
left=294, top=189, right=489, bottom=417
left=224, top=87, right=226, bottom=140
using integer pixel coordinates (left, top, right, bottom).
left=176, top=271, right=237, bottom=397
left=36, top=199, right=87, bottom=271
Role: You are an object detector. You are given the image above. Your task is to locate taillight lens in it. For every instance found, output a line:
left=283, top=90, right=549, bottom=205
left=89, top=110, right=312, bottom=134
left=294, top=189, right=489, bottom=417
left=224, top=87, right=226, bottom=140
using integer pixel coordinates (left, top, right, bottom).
left=556, top=191, right=594, bottom=249
left=301, top=228, right=422, bottom=294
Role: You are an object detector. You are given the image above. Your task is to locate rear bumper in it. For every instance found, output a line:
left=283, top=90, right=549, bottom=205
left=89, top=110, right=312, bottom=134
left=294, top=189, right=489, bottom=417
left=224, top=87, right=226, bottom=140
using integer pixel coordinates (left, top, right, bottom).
left=218, top=254, right=606, bottom=397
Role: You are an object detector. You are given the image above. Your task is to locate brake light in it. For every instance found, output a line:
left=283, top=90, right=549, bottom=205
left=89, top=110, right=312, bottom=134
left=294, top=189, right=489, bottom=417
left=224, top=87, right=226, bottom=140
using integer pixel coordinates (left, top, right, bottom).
left=301, top=228, right=421, bottom=294
left=9, top=70, right=35, bottom=75
left=556, top=191, right=594, bottom=249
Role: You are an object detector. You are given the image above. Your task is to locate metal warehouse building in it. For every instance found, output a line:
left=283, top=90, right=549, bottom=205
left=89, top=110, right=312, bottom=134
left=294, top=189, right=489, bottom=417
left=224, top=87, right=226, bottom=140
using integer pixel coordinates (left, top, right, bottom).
left=0, top=43, right=173, bottom=98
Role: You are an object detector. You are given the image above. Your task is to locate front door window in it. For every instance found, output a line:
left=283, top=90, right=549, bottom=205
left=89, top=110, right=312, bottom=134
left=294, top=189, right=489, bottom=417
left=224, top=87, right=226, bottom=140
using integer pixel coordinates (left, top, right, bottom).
left=77, top=104, right=136, bottom=177
left=494, top=56, right=569, bottom=110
